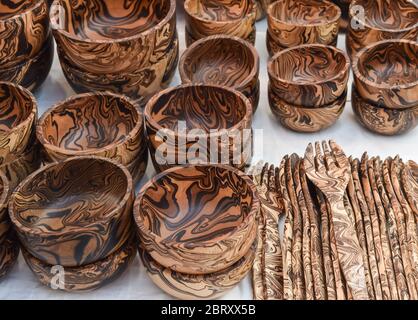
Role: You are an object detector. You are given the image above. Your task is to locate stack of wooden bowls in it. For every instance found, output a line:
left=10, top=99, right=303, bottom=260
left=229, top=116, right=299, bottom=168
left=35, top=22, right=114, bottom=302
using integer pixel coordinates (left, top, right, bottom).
left=352, top=40, right=418, bottom=135
left=50, top=0, right=178, bottom=106
left=134, top=164, right=259, bottom=299
left=9, top=157, right=137, bottom=291
left=36, top=92, right=148, bottom=186
left=0, top=0, right=53, bottom=91
left=268, top=44, right=350, bottom=133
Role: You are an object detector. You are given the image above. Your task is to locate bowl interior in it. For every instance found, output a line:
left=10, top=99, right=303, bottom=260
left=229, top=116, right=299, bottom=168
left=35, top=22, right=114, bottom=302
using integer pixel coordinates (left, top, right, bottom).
left=41, top=94, right=139, bottom=151
left=138, top=165, right=254, bottom=244
left=186, top=0, right=253, bottom=22
left=55, top=0, right=171, bottom=40
left=12, top=158, right=128, bottom=232
left=0, top=0, right=38, bottom=19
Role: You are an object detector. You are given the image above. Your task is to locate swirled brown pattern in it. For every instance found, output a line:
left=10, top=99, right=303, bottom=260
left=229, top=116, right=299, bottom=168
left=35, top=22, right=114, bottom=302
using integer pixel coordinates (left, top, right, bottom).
left=0, top=230, right=19, bottom=279
left=254, top=0, right=274, bottom=20
left=134, top=165, right=258, bottom=275
left=9, top=157, right=134, bottom=267
left=401, top=162, right=418, bottom=215
left=0, top=170, right=9, bottom=244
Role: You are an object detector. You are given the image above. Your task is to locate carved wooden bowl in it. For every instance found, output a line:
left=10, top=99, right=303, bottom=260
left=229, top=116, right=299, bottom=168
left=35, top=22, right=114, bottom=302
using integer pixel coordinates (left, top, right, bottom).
left=0, top=230, right=20, bottom=279
left=133, top=164, right=259, bottom=275
left=184, top=0, right=257, bottom=47
left=0, top=82, right=37, bottom=162
left=352, top=85, right=417, bottom=136
left=352, top=39, right=418, bottom=109
left=179, top=35, right=260, bottom=113
left=37, top=92, right=148, bottom=184
left=347, top=0, right=418, bottom=61
left=0, top=171, right=9, bottom=243
left=139, top=240, right=256, bottom=300
left=268, top=44, right=350, bottom=107
left=144, top=84, right=253, bottom=172
left=266, top=0, right=341, bottom=56
left=9, top=156, right=134, bottom=267
left=268, top=83, right=346, bottom=132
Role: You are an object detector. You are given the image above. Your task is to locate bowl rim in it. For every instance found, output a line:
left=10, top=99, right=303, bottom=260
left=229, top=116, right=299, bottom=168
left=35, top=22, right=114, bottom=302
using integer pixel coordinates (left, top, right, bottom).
left=267, top=0, right=341, bottom=28
left=8, top=155, right=134, bottom=236
left=267, top=43, right=350, bottom=87
left=178, top=34, right=260, bottom=91
left=0, top=171, right=9, bottom=212
left=50, top=0, right=176, bottom=44
left=144, top=83, right=253, bottom=139
left=0, top=0, right=46, bottom=22
left=352, top=39, right=418, bottom=91
left=133, top=163, right=259, bottom=250
left=36, top=91, right=143, bottom=157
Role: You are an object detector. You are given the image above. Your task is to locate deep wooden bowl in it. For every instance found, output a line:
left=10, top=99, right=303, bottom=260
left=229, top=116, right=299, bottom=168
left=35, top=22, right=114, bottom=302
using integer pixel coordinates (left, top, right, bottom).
left=268, top=44, right=350, bottom=107
left=145, top=84, right=253, bottom=172
left=0, top=171, right=9, bottom=243
left=0, top=82, right=37, bottom=162
left=9, top=156, right=134, bottom=267
left=266, top=0, right=340, bottom=56
left=0, top=0, right=50, bottom=68
left=347, top=0, right=418, bottom=61
left=139, top=240, right=256, bottom=299
left=352, top=85, right=417, bottom=135
left=179, top=35, right=260, bottom=113
left=133, top=164, right=259, bottom=275
left=184, top=0, right=257, bottom=47
left=268, top=83, right=346, bottom=132
left=352, top=39, right=418, bottom=109
left=0, top=230, right=19, bottom=279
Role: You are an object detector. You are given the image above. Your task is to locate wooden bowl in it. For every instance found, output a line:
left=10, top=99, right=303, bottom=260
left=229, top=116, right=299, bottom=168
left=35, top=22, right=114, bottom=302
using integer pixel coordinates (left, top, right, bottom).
left=184, top=0, right=257, bottom=47
left=0, top=171, right=9, bottom=243
left=268, top=83, right=346, bottom=132
left=133, top=164, right=259, bottom=275
left=179, top=35, right=260, bottom=113
left=0, top=82, right=37, bottom=162
left=9, top=156, right=134, bottom=267
left=347, top=0, right=418, bottom=61
left=0, top=230, right=19, bottom=279
left=352, top=85, right=417, bottom=135
left=139, top=240, right=256, bottom=300
left=144, top=84, right=253, bottom=172
left=352, top=39, right=418, bottom=109
left=268, top=44, right=350, bottom=107
left=0, top=0, right=50, bottom=68
left=266, top=0, right=340, bottom=56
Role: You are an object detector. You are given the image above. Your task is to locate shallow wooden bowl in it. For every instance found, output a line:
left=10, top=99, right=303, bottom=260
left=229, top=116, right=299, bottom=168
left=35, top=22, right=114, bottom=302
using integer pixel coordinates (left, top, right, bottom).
left=0, top=171, right=9, bottom=243
left=0, top=230, right=19, bottom=279
left=0, top=82, right=37, bottom=162
left=347, top=0, right=418, bottom=61
left=144, top=84, right=253, bottom=172
left=179, top=35, right=260, bottom=113
left=139, top=240, right=256, bottom=300
left=0, top=0, right=50, bottom=68
left=266, top=0, right=340, bottom=56
left=268, top=83, right=346, bottom=132
left=184, top=0, right=257, bottom=47
left=268, top=44, right=350, bottom=107
left=352, top=39, right=418, bottom=109
left=9, top=156, right=134, bottom=267
left=352, top=85, right=417, bottom=136
left=133, top=164, right=259, bottom=275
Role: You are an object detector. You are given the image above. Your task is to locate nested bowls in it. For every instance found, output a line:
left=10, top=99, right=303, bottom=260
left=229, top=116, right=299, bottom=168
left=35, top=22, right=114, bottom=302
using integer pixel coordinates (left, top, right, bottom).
left=267, top=0, right=341, bottom=56
left=184, top=0, right=257, bottom=47
left=179, top=35, right=260, bottom=113
left=9, top=157, right=134, bottom=267
left=134, top=164, right=259, bottom=275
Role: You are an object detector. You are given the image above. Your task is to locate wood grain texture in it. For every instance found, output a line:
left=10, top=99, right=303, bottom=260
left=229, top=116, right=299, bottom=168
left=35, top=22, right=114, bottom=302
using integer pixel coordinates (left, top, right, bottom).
left=0, top=230, right=19, bottom=279
left=254, top=0, right=274, bottom=20
left=0, top=171, right=9, bottom=244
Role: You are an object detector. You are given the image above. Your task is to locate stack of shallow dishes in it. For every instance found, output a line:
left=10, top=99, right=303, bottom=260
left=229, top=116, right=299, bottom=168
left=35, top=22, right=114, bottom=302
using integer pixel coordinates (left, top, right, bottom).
left=134, top=164, right=259, bottom=299
left=50, top=0, right=178, bottom=106
left=0, top=0, right=53, bottom=91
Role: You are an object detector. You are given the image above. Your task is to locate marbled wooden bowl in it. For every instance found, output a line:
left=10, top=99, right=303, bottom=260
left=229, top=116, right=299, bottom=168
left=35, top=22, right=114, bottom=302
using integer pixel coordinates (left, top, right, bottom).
left=139, top=240, right=256, bottom=299
left=144, top=84, right=253, bottom=172
left=0, top=171, right=9, bottom=243
left=0, top=82, right=37, bottom=162
left=179, top=35, right=260, bottom=113
left=352, top=39, right=418, bottom=109
left=37, top=92, right=147, bottom=183
left=184, top=0, right=256, bottom=47
left=0, top=230, right=19, bottom=279
left=268, top=83, right=346, bottom=132
left=266, top=0, right=340, bottom=56
left=134, top=164, right=259, bottom=275
left=268, top=44, right=350, bottom=107
left=9, top=156, right=134, bottom=267
left=352, top=85, right=417, bottom=136
left=347, top=0, right=418, bottom=61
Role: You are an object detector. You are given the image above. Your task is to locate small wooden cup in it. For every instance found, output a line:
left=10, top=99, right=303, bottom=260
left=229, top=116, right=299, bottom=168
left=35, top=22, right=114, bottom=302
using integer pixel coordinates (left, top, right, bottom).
left=0, top=230, right=20, bottom=279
